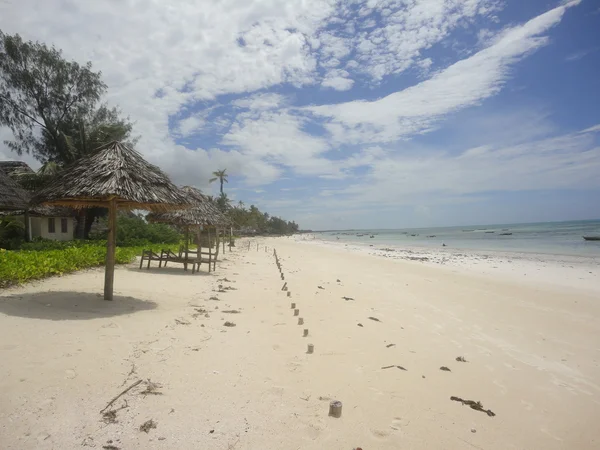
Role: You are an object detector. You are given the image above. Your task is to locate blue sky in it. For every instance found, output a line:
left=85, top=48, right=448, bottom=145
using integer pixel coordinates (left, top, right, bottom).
left=1, top=0, right=599, bottom=229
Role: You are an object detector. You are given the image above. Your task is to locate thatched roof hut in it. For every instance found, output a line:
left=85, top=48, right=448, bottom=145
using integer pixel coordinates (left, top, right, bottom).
left=0, top=161, right=34, bottom=177
left=32, top=141, right=189, bottom=211
left=32, top=141, right=191, bottom=300
left=147, top=186, right=231, bottom=228
left=0, top=168, right=29, bottom=211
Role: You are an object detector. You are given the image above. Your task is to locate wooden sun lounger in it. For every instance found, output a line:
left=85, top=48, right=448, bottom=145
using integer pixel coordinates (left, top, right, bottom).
left=139, top=247, right=216, bottom=273
left=178, top=246, right=217, bottom=272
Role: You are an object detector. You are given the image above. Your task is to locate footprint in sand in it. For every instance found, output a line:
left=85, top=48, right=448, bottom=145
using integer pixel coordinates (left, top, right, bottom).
left=521, top=400, right=534, bottom=411
left=65, top=369, right=77, bottom=380
left=370, top=428, right=391, bottom=439
left=390, top=416, right=410, bottom=431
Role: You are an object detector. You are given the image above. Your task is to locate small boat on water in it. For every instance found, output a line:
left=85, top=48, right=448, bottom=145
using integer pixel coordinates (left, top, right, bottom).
left=583, top=236, right=600, bottom=241
left=427, top=235, right=436, bottom=238
left=499, top=233, right=512, bottom=236
left=485, top=231, right=495, bottom=234
left=369, top=235, right=375, bottom=238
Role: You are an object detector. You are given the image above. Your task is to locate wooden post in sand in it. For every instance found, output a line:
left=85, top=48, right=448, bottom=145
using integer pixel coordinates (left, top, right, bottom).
left=307, top=344, right=314, bottom=354
left=291, top=302, right=296, bottom=309
left=298, top=317, right=304, bottom=325
left=294, top=309, right=299, bottom=316
left=287, top=292, right=291, bottom=297
left=303, top=329, right=308, bottom=337
left=103, top=196, right=118, bottom=301
left=329, top=400, right=342, bottom=418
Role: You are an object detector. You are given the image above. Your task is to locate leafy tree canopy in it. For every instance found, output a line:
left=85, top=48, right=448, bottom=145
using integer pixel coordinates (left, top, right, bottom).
left=0, top=31, right=135, bottom=164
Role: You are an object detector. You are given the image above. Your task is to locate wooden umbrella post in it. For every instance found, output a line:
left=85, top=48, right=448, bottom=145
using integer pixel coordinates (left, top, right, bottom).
left=104, top=197, right=118, bottom=301
left=184, top=227, right=189, bottom=271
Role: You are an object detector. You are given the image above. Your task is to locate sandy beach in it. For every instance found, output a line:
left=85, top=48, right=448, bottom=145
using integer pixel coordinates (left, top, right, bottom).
left=1, top=238, right=599, bottom=449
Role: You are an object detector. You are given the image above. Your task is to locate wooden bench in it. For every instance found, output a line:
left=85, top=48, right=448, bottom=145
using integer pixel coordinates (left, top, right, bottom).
left=178, top=246, right=217, bottom=272
left=139, top=247, right=215, bottom=273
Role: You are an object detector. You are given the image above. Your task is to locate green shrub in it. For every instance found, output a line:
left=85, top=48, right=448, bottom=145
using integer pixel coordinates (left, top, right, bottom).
left=0, top=242, right=179, bottom=288
left=89, top=215, right=182, bottom=246
left=0, top=216, right=25, bottom=250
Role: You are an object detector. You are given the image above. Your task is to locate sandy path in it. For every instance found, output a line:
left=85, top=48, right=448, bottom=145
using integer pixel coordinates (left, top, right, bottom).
left=1, top=238, right=598, bottom=449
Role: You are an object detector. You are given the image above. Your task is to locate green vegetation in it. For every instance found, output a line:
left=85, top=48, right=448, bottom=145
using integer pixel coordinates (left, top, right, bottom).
left=0, top=216, right=25, bottom=250
left=0, top=241, right=179, bottom=288
left=0, top=214, right=184, bottom=288
left=227, top=202, right=299, bottom=235
left=0, top=31, right=136, bottom=238
left=89, top=214, right=183, bottom=247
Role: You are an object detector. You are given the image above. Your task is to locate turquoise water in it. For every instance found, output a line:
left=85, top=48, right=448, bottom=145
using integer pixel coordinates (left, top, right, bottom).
left=317, top=220, right=600, bottom=257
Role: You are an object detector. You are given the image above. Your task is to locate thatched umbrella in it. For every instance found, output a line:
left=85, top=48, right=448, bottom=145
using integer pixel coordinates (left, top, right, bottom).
left=0, top=168, right=29, bottom=211
left=147, top=186, right=231, bottom=258
left=32, top=141, right=190, bottom=300
left=147, top=186, right=230, bottom=228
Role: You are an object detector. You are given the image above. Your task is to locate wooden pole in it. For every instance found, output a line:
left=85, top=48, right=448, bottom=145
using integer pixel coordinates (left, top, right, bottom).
left=201, top=228, right=205, bottom=271
left=103, top=197, right=117, bottom=300
left=184, top=227, right=189, bottom=271
left=329, top=400, right=342, bottom=418
left=24, top=210, right=31, bottom=242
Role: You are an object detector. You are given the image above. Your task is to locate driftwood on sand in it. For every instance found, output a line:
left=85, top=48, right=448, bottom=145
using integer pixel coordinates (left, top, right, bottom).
left=100, top=379, right=142, bottom=413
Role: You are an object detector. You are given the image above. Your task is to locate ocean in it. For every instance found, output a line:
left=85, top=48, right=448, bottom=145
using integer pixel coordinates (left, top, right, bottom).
left=316, top=220, right=600, bottom=257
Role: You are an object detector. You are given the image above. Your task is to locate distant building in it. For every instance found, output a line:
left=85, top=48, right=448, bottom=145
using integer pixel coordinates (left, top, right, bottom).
left=0, top=162, right=76, bottom=241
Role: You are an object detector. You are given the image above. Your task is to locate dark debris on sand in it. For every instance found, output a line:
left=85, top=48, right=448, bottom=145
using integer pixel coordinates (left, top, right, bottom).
left=456, top=356, right=468, bottom=362
left=139, top=419, right=157, bottom=433
left=140, top=380, right=163, bottom=396
left=450, top=396, right=496, bottom=417
left=382, top=365, right=407, bottom=371
left=368, top=317, right=381, bottom=322
left=440, top=366, right=451, bottom=372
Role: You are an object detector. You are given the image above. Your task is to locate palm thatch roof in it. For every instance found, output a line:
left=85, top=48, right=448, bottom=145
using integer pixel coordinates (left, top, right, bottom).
left=0, top=169, right=29, bottom=211
left=147, top=186, right=231, bottom=228
left=32, top=141, right=190, bottom=211
left=0, top=161, right=34, bottom=177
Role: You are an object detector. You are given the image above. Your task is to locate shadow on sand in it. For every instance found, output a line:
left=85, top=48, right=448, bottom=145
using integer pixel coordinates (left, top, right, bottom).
left=0, top=291, right=157, bottom=321
left=128, top=266, right=214, bottom=277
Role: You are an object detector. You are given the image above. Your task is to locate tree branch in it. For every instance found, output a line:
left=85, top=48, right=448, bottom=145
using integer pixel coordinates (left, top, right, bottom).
left=0, top=93, right=49, bottom=130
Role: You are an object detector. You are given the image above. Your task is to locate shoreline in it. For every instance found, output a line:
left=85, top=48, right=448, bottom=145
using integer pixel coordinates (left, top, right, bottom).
left=295, top=234, right=600, bottom=295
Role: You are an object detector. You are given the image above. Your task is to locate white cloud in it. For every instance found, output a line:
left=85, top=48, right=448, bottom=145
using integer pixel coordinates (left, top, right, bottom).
left=321, top=70, right=355, bottom=91
left=254, top=121, right=600, bottom=224
left=232, top=93, right=287, bottom=111
left=306, top=1, right=580, bottom=145
left=0, top=0, right=591, bottom=230
left=177, top=115, right=206, bottom=137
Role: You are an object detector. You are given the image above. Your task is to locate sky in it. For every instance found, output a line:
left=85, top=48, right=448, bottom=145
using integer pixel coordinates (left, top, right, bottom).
left=0, top=0, right=599, bottom=230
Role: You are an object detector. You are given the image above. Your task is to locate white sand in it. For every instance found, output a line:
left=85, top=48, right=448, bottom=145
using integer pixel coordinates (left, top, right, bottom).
left=1, top=238, right=599, bottom=449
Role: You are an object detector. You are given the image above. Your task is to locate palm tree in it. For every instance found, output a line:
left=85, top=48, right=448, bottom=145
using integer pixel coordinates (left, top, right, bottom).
left=237, top=200, right=245, bottom=209
left=209, top=169, right=228, bottom=194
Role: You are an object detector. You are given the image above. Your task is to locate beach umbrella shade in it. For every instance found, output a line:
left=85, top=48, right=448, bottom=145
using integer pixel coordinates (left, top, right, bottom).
left=147, top=186, right=232, bottom=256
left=0, top=168, right=29, bottom=211
left=32, top=141, right=191, bottom=300
left=146, top=186, right=231, bottom=228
